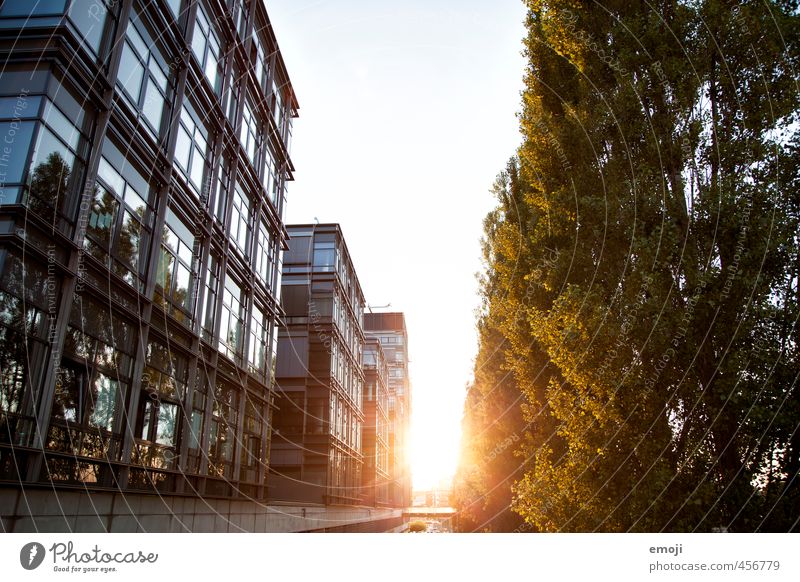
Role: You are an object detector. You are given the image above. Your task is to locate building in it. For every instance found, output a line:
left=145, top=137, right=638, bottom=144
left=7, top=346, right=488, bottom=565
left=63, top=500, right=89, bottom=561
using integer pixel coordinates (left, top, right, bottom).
left=364, top=312, right=412, bottom=508
left=361, top=337, right=390, bottom=506
left=0, top=0, right=300, bottom=529
left=270, top=223, right=366, bottom=505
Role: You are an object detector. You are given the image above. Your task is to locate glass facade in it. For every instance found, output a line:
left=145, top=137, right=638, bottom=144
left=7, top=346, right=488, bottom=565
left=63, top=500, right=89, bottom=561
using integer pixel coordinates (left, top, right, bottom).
left=0, top=0, right=298, bottom=501
left=272, top=224, right=366, bottom=505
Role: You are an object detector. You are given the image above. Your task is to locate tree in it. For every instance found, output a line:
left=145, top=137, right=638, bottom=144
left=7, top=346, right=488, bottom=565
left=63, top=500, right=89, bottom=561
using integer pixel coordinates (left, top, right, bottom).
left=457, top=0, right=800, bottom=532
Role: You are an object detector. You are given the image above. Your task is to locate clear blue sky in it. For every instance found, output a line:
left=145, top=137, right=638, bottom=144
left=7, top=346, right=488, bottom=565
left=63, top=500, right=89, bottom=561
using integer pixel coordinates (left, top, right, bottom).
left=266, top=0, right=527, bottom=489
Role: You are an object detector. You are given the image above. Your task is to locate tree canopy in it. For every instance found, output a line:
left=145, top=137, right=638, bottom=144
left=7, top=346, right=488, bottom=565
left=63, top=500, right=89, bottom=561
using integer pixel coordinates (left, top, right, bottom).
left=455, top=0, right=799, bottom=532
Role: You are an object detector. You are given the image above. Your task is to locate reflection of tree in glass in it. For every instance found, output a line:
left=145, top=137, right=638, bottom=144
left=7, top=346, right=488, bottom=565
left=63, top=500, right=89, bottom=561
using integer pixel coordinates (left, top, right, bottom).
left=0, top=255, right=52, bottom=445
left=86, top=186, right=117, bottom=260
left=0, top=296, right=29, bottom=416
left=87, top=374, right=117, bottom=432
left=26, top=152, right=70, bottom=226
left=115, top=209, right=142, bottom=280
left=86, top=184, right=146, bottom=285
left=154, top=225, right=193, bottom=323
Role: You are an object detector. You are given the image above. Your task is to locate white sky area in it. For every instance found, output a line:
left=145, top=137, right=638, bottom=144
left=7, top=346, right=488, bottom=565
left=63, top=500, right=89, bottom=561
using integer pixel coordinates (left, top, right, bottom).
left=266, top=0, right=527, bottom=490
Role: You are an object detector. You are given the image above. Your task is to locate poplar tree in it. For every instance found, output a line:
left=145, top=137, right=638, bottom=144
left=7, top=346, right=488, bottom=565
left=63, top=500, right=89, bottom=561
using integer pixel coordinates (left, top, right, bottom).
left=456, top=0, right=799, bottom=532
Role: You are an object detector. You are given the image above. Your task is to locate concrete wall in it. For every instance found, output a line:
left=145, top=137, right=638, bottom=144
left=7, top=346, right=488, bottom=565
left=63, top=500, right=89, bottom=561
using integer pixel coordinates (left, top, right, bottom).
left=0, top=487, right=403, bottom=533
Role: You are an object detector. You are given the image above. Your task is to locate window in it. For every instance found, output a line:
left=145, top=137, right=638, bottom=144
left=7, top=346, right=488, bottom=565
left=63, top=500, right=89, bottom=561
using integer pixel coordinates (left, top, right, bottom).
left=252, top=31, right=270, bottom=90
left=174, top=104, right=210, bottom=194
left=224, top=65, right=240, bottom=125
left=271, top=78, right=284, bottom=128
left=200, top=252, right=220, bottom=342
left=261, top=145, right=276, bottom=201
left=0, top=249, right=55, bottom=444
left=254, top=220, right=276, bottom=292
left=0, top=95, right=39, bottom=204
left=0, top=0, right=66, bottom=17
left=240, top=395, right=265, bottom=484
left=232, top=0, right=248, bottom=39
left=52, top=363, right=119, bottom=433
left=229, top=182, right=250, bottom=256
left=84, top=142, right=152, bottom=288
left=218, top=273, right=245, bottom=359
left=155, top=209, right=197, bottom=324
left=48, top=292, right=137, bottom=460
left=240, top=100, right=259, bottom=164
left=208, top=379, right=239, bottom=478
left=248, top=304, right=270, bottom=377
left=191, top=4, right=222, bottom=93
left=166, top=0, right=183, bottom=19
left=313, top=240, right=335, bottom=271
left=185, top=368, right=209, bottom=474
left=25, top=95, right=92, bottom=232
left=133, top=340, right=189, bottom=469
left=67, top=0, right=113, bottom=58
left=116, top=18, right=170, bottom=137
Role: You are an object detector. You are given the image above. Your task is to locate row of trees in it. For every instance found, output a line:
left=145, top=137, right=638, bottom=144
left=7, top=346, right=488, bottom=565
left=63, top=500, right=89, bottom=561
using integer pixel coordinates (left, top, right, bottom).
left=454, top=0, right=799, bottom=531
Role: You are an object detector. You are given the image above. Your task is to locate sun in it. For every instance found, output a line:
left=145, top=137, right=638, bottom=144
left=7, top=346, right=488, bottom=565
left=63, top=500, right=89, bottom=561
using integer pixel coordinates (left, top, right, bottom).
left=409, top=406, right=460, bottom=491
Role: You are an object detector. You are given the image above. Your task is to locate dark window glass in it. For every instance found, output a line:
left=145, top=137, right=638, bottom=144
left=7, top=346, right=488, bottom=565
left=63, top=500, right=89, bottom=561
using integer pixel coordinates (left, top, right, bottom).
left=67, top=0, right=111, bottom=56
left=155, top=209, right=197, bottom=324
left=21, top=95, right=92, bottom=233
left=116, top=17, right=170, bottom=137
left=84, top=147, right=151, bottom=288
left=0, top=250, right=51, bottom=444
left=208, top=379, right=238, bottom=478
left=0, top=121, right=34, bottom=187
left=218, top=273, right=244, bottom=359
left=200, top=252, right=219, bottom=342
left=51, top=362, right=118, bottom=431
left=173, top=104, right=209, bottom=194
left=313, top=240, right=335, bottom=271
left=0, top=0, right=66, bottom=17
left=229, top=183, right=250, bottom=256
left=191, top=4, right=222, bottom=93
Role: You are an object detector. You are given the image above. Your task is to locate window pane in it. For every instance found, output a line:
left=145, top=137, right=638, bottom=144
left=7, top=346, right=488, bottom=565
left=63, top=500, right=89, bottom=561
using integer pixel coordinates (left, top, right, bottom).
left=190, top=147, right=205, bottom=189
left=86, top=186, right=117, bottom=250
left=188, top=410, right=203, bottom=448
left=97, top=157, right=125, bottom=196
left=29, top=125, right=74, bottom=174
left=52, top=366, right=81, bottom=422
left=118, top=210, right=141, bottom=269
left=68, top=0, right=109, bottom=55
left=88, top=373, right=117, bottom=431
left=157, top=248, right=174, bottom=290
left=155, top=402, right=177, bottom=446
left=118, top=44, right=144, bottom=102
left=166, top=0, right=182, bottom=18
left=142, top=83, right=165, bottom=132
left=140, top=400, right=154, bottom=439
left=174, top=126, right=191, bottom=170
left=43, top=101, right=79, bottom=151
left=0, top=0, right=66, bottom=16
left=0, top=121, right=34, bottom=184
left=123, top=184, right=146, bottom=214
left=175, top=262, right=191, bottom=309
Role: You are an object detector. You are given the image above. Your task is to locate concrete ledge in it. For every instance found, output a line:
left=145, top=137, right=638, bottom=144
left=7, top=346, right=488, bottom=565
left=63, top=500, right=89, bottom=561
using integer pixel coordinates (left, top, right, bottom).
left=0, top=487, right=404, bottom=532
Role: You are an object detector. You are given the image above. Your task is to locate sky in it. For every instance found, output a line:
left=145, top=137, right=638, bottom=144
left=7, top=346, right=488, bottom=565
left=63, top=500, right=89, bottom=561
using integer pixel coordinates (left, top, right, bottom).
left=266, top=0, right=527, bottom=490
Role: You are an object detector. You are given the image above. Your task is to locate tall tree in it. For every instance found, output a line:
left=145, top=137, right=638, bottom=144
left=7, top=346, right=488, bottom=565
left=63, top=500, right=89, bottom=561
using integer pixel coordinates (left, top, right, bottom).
left=456, top=0, right=799, bottom=532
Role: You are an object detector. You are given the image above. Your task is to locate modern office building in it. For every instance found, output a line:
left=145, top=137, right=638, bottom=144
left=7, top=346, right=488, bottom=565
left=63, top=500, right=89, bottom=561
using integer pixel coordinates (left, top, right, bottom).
left=0, top=0, right=299, bottom=529
left=271, top=223, right=366, bottom=505
left=364, top=312, right=411, bottom=508
left=361, top=337, right=389, bottom=506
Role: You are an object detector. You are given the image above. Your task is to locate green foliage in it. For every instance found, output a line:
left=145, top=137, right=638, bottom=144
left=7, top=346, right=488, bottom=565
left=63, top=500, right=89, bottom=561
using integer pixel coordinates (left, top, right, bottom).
left=455, top=0, right=800, bottom=532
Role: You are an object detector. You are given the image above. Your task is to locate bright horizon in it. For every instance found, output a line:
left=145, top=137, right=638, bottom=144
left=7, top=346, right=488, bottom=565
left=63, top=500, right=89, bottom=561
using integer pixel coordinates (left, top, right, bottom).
left=266, top=0, right=527, bottom=490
